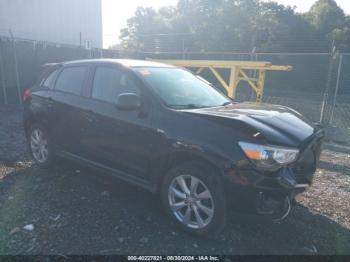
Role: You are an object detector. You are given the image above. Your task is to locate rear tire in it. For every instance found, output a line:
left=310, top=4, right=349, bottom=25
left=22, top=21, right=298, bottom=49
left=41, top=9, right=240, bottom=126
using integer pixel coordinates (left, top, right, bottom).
left=28, top=124, right=55, bottom=168
left=161, top=161, right=227, bottom=237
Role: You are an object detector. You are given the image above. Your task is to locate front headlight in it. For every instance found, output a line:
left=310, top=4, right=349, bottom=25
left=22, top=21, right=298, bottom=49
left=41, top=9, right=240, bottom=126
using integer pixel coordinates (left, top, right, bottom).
left=238, top=142, right=299, bottom=171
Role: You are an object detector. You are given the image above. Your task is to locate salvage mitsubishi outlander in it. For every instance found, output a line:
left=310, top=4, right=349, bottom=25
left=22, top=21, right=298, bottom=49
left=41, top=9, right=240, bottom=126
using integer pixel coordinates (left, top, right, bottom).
left=23, top=59, right=324, bottom=236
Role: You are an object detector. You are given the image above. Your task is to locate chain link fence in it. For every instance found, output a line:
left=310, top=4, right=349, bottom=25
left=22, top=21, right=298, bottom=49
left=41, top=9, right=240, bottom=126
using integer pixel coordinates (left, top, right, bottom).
left=0, top=36, right=349, bottom=143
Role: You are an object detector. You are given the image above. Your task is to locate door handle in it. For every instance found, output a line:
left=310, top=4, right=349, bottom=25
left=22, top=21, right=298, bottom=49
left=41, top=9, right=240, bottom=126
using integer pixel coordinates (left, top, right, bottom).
left=47, top=97, right=54, bottom=107
left=82, top=110, right=97, bottom=123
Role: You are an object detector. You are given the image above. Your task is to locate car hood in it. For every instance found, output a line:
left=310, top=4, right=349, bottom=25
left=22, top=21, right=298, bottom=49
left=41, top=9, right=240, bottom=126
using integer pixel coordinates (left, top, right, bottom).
left=182, top=102, right=318, bottom=147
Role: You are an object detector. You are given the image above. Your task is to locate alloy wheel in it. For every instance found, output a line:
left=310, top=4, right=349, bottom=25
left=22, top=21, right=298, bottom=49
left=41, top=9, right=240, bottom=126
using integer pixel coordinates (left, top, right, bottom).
left=168, top=175, right=214, bottom=229
left=30, top=128, right=49, bottom=164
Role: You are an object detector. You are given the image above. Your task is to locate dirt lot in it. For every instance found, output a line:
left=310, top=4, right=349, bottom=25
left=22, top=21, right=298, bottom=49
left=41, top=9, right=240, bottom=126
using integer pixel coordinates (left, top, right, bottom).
left=1, top=106, right=350, bottom=255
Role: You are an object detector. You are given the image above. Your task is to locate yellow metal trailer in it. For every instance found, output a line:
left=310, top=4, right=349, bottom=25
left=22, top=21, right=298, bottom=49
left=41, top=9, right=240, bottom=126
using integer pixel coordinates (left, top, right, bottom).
left=150, top=59, right=293, bottom=102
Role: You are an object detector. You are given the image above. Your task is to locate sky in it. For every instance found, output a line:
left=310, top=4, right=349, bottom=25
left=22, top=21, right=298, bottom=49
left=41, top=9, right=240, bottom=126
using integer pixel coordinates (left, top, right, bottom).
left=102, top=0, right=350, bottom=48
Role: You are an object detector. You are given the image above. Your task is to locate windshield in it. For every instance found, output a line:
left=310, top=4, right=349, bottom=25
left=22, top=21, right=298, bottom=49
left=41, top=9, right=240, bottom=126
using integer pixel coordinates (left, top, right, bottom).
left=135, top=67, right=231, bottom=109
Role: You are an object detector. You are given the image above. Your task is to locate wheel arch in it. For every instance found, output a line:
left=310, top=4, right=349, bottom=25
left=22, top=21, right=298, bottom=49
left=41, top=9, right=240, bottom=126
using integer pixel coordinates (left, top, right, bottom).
left=152, top=151, right=225, bottom=192
left=24, top=111, right=52, bottom=138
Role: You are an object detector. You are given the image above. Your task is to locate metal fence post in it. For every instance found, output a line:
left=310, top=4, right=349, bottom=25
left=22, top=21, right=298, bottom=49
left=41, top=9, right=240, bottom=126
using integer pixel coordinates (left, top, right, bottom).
left=250, top=47, right=257, bottom=101
left=320, top=45, right=337, bottom=125
left=329, top=54, right=343, bottom=125
left=0, top=39, right=8, bottom=105
left=9, top=31, right=22, bottom=105
left=182, top=36, right=186, bottom=60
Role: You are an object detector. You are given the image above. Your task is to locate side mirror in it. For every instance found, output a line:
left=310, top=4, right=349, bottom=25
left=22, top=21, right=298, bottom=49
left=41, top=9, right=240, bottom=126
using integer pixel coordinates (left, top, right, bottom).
left=116, top=93, right=141, bottom=111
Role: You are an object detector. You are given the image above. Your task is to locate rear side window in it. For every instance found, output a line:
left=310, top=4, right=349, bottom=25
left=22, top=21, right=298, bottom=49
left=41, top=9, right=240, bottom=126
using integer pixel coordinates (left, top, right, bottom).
left=42, top=69, right=59, bottom=89
left=55, top=66, right=87, bottom=95
left=92, top=67, right=140, bottom=103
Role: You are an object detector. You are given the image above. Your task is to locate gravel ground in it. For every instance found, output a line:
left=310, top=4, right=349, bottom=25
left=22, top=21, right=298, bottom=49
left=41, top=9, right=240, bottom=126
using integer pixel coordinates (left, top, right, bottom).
left=0, top=106, right=350, bottom=255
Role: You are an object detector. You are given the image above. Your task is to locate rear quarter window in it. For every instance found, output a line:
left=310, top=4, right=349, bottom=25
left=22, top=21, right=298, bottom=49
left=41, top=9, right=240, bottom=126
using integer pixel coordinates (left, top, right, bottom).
left=41, top=69, right=59, bottom=89
left=55, top=66, right=87, bottom=95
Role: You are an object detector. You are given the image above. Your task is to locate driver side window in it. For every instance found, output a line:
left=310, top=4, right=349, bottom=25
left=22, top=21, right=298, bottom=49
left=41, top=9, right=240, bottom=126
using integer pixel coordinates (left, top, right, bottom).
left=92, top=66, right=140, bottom=104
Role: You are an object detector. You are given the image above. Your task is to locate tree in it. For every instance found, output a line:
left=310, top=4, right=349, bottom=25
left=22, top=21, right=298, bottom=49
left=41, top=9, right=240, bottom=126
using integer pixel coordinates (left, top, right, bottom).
left=331, top=27, right=350, bottom=52
left=119, top=0, right=350, bottom=53
left=305, top=0, right=348, bottom=51
left=253, top=2, right=314, bottom=52
left=120, top=6, right=189, bottom=51
left=306, top=0, right=345, bottom=34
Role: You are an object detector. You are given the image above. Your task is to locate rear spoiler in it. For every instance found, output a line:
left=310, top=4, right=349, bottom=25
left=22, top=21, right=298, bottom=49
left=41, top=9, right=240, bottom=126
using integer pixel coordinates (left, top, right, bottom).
left=42, top=63, right=61, bottom=69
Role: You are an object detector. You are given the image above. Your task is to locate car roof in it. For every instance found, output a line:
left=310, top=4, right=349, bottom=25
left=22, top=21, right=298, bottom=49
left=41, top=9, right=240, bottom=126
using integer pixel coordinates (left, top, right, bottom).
left=61, top=59, right=176, bottom=68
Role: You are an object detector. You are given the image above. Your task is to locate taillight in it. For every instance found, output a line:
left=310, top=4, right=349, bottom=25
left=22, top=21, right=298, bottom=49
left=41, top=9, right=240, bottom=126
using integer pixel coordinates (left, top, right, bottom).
left=23, top=89, right=31, bottom=102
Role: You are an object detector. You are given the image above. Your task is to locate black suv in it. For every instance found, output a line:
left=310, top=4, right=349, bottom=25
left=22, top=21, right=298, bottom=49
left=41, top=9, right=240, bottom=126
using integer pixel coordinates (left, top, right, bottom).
left=24, top=59, right=324, bottom=236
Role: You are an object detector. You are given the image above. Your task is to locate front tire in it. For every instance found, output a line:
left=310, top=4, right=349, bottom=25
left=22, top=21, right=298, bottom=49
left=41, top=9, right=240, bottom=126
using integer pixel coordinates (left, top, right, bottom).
left=28, top=124, right=54, bottom=168
left=161, top=161, right=227, bottom=236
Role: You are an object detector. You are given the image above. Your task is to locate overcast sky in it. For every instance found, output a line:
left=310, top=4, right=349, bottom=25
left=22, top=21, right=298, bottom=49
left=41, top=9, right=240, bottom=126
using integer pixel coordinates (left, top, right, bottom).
left=102, top=0, right=350, bottom=48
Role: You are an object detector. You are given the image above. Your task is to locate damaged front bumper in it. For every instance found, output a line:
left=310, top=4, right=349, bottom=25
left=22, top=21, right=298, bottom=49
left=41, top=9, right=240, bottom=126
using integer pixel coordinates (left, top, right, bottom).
left=227, top=129, right=324, bottom=220
left=254, top=129, right=324, bottom=220
left=254, top=168, right=311, bottom=221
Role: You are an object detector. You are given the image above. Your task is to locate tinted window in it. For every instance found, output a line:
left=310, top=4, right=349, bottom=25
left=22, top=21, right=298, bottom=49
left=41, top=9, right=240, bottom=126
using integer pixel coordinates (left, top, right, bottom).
left=55, top=67, right=87, bottom=95
left=92, top=67, right=140, bottom=103
left=42, top=69, right=59, bottom=89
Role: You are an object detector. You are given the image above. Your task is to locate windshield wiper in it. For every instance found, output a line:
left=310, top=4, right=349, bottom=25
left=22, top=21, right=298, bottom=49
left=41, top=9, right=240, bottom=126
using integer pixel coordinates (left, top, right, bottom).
left=169, top=104, right=208, bottom=109
left=222, top=102, right=233, bottom=106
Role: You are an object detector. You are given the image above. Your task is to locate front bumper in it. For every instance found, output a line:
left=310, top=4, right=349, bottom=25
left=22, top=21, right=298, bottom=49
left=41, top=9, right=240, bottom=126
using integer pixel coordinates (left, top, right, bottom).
left=225, top=130, right=324, bottom=219
left=255, top=167, right=312, bottom=193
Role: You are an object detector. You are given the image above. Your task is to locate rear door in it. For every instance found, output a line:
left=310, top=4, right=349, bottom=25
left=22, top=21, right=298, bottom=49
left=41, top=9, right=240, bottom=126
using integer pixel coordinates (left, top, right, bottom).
left=79, top=64, right=156, bottom=182
left=50, top=65, right=90, bottom=154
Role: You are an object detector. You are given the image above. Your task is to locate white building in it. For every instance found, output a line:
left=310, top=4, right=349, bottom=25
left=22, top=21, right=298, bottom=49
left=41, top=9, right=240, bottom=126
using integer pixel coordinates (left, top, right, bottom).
left=0, top=0, right=103, bottom=48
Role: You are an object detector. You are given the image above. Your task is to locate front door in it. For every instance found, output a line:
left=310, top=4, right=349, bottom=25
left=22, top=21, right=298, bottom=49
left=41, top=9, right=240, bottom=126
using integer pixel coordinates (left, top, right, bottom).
left=79, top=65, right=156, bottom=182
